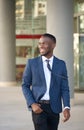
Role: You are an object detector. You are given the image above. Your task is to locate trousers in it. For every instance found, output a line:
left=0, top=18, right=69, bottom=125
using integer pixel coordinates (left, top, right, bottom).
left=32, top=103, right=60, bottom=130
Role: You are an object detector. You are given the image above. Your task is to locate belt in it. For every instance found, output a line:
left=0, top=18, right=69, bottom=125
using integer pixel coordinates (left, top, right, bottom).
left=39, top=100, right=50, bottom=104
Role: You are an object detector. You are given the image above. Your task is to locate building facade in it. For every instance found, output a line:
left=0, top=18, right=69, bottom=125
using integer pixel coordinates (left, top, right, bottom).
left=0, top=0, right=84, bottom=103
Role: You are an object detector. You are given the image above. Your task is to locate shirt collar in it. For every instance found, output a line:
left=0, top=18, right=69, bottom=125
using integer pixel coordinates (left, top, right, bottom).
left=42, top=55, right=54, bottom=63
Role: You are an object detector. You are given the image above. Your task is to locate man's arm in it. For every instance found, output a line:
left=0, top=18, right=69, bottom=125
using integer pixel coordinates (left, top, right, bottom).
left=61, top=61, right=71, bottom=122
left=22, top=59, right=35, bottom=108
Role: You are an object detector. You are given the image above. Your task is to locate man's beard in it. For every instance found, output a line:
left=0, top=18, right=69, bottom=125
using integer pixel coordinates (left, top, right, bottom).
left=40, top=50, right=51, bottom=57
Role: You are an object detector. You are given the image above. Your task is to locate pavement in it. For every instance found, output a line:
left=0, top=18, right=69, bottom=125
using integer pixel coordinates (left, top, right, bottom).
left=0, top=86, right=84, bottom=130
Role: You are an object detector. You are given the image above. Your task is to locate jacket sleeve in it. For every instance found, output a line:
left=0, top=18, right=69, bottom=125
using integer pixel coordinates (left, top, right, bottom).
left=22, top=59, right=36, bottom=108
left=61, top=61, right=70, bottom=108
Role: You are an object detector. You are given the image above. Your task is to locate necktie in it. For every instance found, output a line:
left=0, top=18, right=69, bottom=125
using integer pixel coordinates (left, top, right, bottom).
left=46, top=60, right=52, bottom=72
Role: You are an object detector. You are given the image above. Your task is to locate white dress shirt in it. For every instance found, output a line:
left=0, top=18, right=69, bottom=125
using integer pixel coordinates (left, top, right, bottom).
left=41, top=56, right=53, bottom=100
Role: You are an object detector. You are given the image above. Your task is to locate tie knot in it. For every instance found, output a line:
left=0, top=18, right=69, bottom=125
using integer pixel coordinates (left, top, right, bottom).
left=46, top=59, right=50, bottom=63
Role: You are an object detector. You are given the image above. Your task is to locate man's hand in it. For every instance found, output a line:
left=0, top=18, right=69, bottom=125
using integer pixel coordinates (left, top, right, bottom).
left=31, top=103, right=43, bottom=114
left=62, top=108, right=70, bottom=122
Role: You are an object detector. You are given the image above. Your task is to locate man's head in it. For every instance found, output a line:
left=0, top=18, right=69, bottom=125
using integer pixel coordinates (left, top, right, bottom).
left=38, top=33, right=56, bottom=58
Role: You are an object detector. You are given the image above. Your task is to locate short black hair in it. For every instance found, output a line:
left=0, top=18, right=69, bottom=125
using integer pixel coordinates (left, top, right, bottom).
left=42, top=33, right=56, bottom=43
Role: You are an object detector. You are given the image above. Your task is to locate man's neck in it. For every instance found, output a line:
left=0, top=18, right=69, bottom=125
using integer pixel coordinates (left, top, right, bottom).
left=41, top=54, right=53, bottom=59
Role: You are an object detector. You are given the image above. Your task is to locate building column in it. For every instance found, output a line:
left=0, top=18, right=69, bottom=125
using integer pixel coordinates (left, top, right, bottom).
left=47, top=0, right=74, bottom=103
left=0, top=0, right=16, bottom=87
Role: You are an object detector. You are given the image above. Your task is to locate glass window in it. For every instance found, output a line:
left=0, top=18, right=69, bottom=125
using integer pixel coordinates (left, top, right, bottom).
left=74, top=0, right=84, bottom=13
left=15, top=0, right=47, bottom=82
left=79, top=36, right=84, bottom=89
left=74, top=34, right=84, bottom=89
left=74, top=17, right=78, bottom=33
left=79, top=15, right=84, bottom=33
left=16, top=0, right=47, bottom=34
left=73, top=34, right=79, bottom=88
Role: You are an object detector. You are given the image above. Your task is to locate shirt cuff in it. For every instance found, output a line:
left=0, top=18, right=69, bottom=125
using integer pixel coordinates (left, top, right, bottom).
left=63, top=106, right=70, bottom=111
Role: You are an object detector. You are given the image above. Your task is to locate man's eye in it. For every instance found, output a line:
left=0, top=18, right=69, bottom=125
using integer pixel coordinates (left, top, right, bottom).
left=44, top=42, right=48, bottom=45
left=38, top=42, right=48, bottom=46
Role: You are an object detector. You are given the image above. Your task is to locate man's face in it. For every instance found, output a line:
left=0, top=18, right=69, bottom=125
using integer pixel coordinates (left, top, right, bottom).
left=38, top=36, right=56, bottom=57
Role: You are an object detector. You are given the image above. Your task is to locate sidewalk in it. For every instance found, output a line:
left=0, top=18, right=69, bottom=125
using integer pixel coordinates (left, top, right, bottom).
left=0, top=86, right=84, bottom=130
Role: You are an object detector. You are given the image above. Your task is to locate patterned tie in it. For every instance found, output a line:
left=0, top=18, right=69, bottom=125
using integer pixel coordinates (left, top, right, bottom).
left=46, top=60, right=52, bottom=72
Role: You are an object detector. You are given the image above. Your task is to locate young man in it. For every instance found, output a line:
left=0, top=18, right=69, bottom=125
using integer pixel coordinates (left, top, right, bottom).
left=22, top=33, right=70, bottom=130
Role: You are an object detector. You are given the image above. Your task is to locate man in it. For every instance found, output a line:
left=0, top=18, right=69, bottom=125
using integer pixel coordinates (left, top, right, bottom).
left=22, top=33, right=70, bottom=130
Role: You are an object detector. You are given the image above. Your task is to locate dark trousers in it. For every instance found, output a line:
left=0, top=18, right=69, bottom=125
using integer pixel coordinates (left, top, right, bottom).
left=32, top=103, right=60, bottom=130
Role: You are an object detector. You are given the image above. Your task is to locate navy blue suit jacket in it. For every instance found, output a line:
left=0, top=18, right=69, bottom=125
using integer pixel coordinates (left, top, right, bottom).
left=22, top=56, right=70, bottom=113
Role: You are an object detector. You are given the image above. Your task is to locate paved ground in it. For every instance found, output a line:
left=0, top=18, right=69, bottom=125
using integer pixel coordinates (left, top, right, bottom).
left=0, top=86, right=84, bottom=130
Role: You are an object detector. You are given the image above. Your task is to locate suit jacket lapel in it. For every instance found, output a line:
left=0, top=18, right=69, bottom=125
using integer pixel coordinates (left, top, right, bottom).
left=38, top=56, right=46, bottom=88
left=50, top=56, right=59, bottom=88
left=52, top=56, right=59, bottom=74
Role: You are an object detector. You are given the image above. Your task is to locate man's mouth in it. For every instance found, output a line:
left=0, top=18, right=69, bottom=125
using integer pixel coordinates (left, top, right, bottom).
left=39, top=49, right=45, bottom=53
